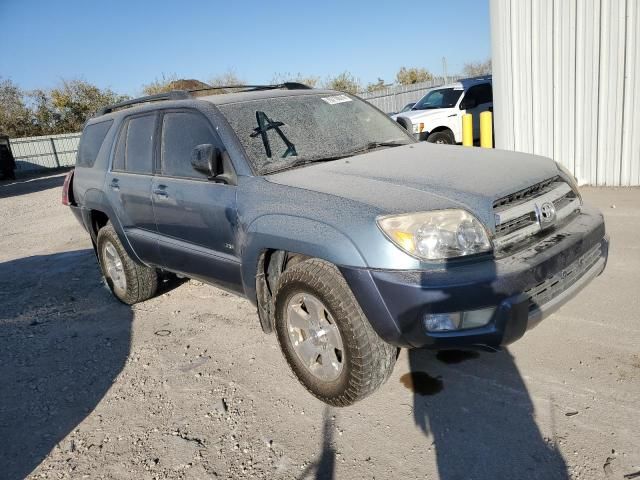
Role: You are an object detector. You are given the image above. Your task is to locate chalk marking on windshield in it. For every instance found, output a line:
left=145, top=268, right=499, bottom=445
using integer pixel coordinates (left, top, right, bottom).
left=250, top=111, right=297, bottom=159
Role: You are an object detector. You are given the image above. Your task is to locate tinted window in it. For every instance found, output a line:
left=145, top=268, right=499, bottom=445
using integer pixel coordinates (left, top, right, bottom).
left=125, top=114, right=156, bottom=174
left=77, top=120, right=113, bottom=167
left=161, top=112, right=216, bottom=178
left=112, top=121, right=127, bottom=171
left=414, top=88, right=463, bottom=110
left=465, top=84, right=493, bottom=105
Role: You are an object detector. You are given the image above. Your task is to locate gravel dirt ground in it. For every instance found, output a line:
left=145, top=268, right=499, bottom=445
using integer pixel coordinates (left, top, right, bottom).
left=0, top=172, right=638, bottom=480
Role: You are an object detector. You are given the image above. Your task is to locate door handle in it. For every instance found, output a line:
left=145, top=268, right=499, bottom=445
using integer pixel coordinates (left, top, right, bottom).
left=153, top=185, right=168, bottom=198
left=109, top=179, right=120, bottom=191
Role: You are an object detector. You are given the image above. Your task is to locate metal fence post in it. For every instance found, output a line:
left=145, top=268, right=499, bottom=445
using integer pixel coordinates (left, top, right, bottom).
left=49, top=138, right=60, bottom=168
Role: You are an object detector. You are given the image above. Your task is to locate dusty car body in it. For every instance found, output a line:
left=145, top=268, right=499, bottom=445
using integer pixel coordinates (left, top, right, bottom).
left=64, top=85, right=608, bottom=405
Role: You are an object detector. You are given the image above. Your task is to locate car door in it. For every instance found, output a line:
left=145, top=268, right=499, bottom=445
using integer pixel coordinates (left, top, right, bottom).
left=151, top=109, right=242, bottom=293
left=105, top=112, right=162, bottom=265
left=459, top=83, right=493, bottom=140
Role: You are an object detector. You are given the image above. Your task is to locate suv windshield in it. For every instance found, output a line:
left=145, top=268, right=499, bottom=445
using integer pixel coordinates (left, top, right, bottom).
left=413, top=88, right=463, bottom=110
left=218, top=93, right=413, bottom=174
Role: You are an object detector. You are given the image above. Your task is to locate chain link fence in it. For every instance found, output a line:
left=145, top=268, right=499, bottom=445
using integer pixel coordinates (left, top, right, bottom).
left=9, top=132, right=81, bottom=175
left=358, top=76, right=462, bottom=113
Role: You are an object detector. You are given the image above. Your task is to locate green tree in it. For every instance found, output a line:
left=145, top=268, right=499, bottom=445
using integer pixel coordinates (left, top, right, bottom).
left=271, top=72, right=320, bottom=88
left=46, top=80, right=129, bottom=133
left=324, top=71, right=361, bottom=94
left=1, top=78, right=129, bottom=137
left=28, top=88, right=58, bottom=136
left=366, top=78, right=386, bottom=93
left=142, top=73, right=180, bottom=95
left=395, top=67, right=433, bottom=85
left=0, top=78, right=37, bottom=137
left=206, top=70, right=247, bottom=94
left=462, top=59, right=492, bottom=77
left=143, top=75, right=212, bottom=95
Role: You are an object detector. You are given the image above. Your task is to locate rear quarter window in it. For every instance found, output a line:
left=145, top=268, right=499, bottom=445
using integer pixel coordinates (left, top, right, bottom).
left=76, top=120, right=113, bottom=167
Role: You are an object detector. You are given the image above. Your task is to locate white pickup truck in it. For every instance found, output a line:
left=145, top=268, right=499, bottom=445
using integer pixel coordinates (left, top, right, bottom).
left=394, top=76, right=492, bottom=144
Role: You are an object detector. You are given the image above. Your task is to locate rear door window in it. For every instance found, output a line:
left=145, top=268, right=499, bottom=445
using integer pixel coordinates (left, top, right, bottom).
left=160, top=111, right=219, bottom=179
left=466, top=84, right=493, bottom=105
left=77, top=120, right=113, bottom=167
left=124, top=114, right=156, bottom=174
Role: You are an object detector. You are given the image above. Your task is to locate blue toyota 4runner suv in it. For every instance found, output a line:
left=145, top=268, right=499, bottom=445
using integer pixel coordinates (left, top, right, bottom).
left=63, top=84, right=609, bottom=406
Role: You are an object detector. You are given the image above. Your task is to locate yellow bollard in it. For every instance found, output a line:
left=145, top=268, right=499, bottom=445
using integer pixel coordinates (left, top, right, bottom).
left=480, top=111, right=493, bottom=148
left=462, top=114, right=473, bottom=147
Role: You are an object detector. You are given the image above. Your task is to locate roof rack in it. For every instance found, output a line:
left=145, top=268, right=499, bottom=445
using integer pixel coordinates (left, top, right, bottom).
left=97, top=91, right=191, bottom=116
left=187, top=82, right=312, bottom=95
left=96, top=82, right=312, bottom=116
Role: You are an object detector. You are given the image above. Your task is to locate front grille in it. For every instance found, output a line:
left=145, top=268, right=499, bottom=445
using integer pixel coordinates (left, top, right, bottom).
left=493, top=177, right=559, bottom=211
left=494, top=212, right=537, bottom=237
left=525, top=244, right=602, bottom=311
left=553, top=190, right=577, bottom=211
left=493, top=177, right=582, bottom=254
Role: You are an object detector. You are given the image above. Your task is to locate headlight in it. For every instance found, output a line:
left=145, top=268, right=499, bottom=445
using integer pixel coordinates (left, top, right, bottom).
left=377, top=209, right=492, bottom=260
left=556, top=162, right=582, bottom=200
left=412, top=122, right=425, bottom=134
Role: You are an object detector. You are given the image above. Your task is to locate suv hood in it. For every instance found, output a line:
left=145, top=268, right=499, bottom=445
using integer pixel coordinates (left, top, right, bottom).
left=267, top=142, right=560, bottom=228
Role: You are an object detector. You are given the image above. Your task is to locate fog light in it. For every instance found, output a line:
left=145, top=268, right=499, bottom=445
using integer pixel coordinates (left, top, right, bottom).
left=461, top=307, right=496, bottom=329
left=423, top=307, right=496, bottom=332
left=423, top=313, right=462, bottom=332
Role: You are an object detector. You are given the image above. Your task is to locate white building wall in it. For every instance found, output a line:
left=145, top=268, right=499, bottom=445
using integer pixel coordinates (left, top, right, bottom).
left=491, top=0, right=640, bottom=186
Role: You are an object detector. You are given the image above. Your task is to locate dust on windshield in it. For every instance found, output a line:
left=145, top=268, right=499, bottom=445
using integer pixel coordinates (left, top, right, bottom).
left=218, top=93, right=413, bottom=174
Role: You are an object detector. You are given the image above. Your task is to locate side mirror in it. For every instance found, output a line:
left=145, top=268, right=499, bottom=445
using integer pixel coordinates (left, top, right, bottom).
left=460, top=97, right=477, bottom=110
left=191, top=144, right=220, bottom=178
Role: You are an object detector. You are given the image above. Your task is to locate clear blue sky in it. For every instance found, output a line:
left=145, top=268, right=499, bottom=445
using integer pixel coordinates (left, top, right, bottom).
left=1, top=0, right=490, bottom=96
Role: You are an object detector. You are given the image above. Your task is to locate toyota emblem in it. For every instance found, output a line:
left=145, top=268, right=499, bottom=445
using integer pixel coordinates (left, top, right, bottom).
left=538, top=202, right=557, bottom=225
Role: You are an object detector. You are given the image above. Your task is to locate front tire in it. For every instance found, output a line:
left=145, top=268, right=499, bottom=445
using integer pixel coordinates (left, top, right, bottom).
left=274, top=259, right=396, bottom=406
left=97, top=222, right=158, bottom=305
left=426, top=130, right=454, bottom=144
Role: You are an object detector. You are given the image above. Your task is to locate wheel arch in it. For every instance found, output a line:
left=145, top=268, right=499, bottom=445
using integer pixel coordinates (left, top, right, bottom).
left=427, top=125, right=456, bottom=142
left=242, top=215, right=367, bottom=333
left=81, top=199, right=144, bottom=265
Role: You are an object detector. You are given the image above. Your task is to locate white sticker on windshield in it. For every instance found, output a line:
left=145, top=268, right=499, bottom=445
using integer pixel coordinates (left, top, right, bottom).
left=321, top=94, right=352, bottom=105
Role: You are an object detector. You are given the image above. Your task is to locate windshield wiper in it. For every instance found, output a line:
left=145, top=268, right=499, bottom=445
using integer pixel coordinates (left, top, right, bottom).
left=338, top=140, right=409, bottom=156
left=301, top=140, right=409, bottom=163
left=265, top=157, right=337, bottom=174
left=265, top=141, right=409, bottom=174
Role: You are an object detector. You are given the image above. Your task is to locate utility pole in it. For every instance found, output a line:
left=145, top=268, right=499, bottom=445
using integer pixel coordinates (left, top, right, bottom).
left=442, top=57, right=448, bottom=84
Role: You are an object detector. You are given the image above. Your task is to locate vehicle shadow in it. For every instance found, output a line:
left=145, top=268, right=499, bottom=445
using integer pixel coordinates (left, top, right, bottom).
left=405, top=348, right=567, bottom=479
left=0, top=172, right=66, bottom=199
left=400, top=249, right=569, bottom=480
left=299, top=406, right=335, bottom=480
left=401, top=257, right=568, bottom=479
left=0, top=249, right=132, bottom=480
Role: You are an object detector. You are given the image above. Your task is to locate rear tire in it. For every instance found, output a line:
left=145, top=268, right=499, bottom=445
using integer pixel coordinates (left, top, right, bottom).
left=97, top=222, right=158, bottom=305
left=426, top=130, right=454, bottom=144
left=273, top=258, right=396, bottom=406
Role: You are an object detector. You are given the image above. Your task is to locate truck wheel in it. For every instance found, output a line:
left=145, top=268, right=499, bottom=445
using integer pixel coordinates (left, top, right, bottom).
left=426, top=131, right=454, bottom=144
left=273, top=258, right=396, bottom=406
left=96, top=222, right=158, bottom=305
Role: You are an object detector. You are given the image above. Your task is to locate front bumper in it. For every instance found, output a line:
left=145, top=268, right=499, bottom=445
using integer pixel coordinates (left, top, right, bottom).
left=340, top=205, right=609, bottom=349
